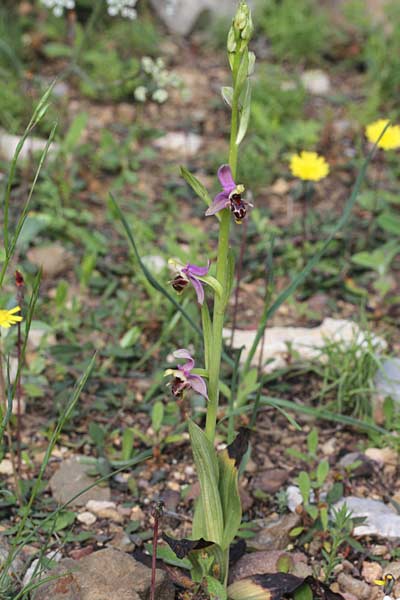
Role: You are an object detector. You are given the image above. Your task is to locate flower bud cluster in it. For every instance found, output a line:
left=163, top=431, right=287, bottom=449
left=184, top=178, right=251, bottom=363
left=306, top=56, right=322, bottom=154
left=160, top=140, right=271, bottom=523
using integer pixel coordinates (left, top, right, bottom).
left=227, top=1, right=253, bottom=54
left=41, top=0, right=138, bottom=19
left=134, top=57, right=181, bottom=104
left=41, top=0, right=75, bottom=17
left=106, top=0, right=138, bottom=20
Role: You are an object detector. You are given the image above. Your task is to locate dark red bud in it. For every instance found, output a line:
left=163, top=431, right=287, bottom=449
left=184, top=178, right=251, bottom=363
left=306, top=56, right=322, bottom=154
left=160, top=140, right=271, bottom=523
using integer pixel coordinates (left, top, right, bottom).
left=15, top=271, right=24, bottom=287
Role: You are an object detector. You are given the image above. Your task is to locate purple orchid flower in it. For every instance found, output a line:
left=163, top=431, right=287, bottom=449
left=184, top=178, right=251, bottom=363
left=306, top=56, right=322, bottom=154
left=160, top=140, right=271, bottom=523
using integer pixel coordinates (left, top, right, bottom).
left=205, top=164, right=253, bottom=223
left=170, top=261, right=210, bottom=305
left=165, top=349, right=208, bottom=399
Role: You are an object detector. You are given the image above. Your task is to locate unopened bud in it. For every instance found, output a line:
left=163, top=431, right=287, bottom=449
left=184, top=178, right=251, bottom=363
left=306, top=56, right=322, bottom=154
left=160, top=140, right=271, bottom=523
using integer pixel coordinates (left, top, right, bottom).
left=233, top=1, right=250, bottom=32
left=227, top=26, right=237, bottom=53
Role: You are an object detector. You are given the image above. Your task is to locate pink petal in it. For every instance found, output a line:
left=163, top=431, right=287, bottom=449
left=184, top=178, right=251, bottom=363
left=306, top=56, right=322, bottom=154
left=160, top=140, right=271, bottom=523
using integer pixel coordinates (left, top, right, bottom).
left=188, top=275, right=205, bottom=305
left=205, top=192, right=230, bottom=216
left=173, top=348, right=195, bottom=373
left=188, top=374, right=208, bottom=399
left=218, top=164, right=236, bottom=192
left=185, top=261, right=210, bottom=277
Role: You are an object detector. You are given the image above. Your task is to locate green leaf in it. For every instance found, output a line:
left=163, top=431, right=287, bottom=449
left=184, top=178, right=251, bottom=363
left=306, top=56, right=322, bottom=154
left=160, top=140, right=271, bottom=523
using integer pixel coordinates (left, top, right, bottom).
left=316, top=460, right=329, bottom=486
left=120, top=326, right=141, bottom=349
left=88, top=422, right=106, bottom=449
left=151, top=401, right=164, bottom=433
left=326, top=482, right=344, bottom=505
left=180, top=167, right=213, bottom=210
left=206, top=575, right=228, bottom=600
left=122, top=428, right=135, bottom=461
left=320, top=506, right=329, bottom=531
left=306, top=428, right=318, bottom=457
left=63, top=112, right=88, bottom=154
left=294, top=584, right=313, bottom=600
left=189, top=421, right=224, bottom=545
left=236, top=368, right=259, bottom=408
left=289, top=526, right=304, bottom=537
left=306, top=504, right=318, bottom=520
left=297, top=471, right=310, bottom=504
left=377, top=211, right=400, bottom=235
left=218, top=448, right=242, bottom=549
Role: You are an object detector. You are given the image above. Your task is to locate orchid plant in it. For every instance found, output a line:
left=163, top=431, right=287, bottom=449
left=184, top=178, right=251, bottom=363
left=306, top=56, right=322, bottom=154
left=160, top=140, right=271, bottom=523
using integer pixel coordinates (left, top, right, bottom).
left=161, top=2, right=255, bottom=594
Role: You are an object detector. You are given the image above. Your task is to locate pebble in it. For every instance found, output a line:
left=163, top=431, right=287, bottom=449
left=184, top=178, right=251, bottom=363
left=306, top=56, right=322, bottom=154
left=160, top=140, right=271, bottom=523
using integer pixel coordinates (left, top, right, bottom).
left=362, top=560, right=383, bottom=583
left=374, top=358, right=400, bottom=402
left=86, top=500, right=123, bottom=523
left=77, top=512, right=97, bottom=526
left=286, top=485, right=303, bottom=512
left=334, top=497, right=400, bottom=538
left=250, top=513, right=301, bottom=552
left=153, top=131, right=203, bottom=156
left=301, top=69, right=331, bottom=95
left=0, top=459, right=14, bottom=476
left=337, top=573, right=371, bottom=600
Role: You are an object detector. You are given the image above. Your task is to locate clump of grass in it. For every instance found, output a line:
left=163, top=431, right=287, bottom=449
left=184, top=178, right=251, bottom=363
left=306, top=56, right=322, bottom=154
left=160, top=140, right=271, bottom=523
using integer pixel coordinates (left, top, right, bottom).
left=310, top=329, right=382, bottom=419
left=257, top=0, right=330, bottom=65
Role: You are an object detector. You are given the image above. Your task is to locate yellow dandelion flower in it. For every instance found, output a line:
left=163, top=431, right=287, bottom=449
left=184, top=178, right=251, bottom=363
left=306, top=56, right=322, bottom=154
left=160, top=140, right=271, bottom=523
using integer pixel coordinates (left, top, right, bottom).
left=365, top=119, right=400, bottom=150
left=289, top=151, right=329, bottom=182
left=0, top=306, right=23, bottom=329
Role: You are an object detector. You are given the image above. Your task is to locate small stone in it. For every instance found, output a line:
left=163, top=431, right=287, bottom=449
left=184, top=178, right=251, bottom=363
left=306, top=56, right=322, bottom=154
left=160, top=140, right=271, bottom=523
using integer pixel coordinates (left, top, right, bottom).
left=27, top=243, right=74, bottom=278
left=374, top=358, right=400, bottom=402
left=337, top=573, right=371, bottom=600
left=365, top=447, right=397, bottom=466
left=362, top=561, right=383, bottom=583
left=77, top=512, right=97, bottom=526
left=301, top=69, right=331, bottom=95
left=0, top=459, right=14, bottom=475
left=108, top=528, right=135, bottom=552
left=370, top=544, right=388, bottom=556
left=321, top=437, right=336, bottom=456
left=130, top=506, right=145, bottom=522
left=287, top=485, right=303, bottom=513
left=252, top=468, right=289, bottom=494
left=50, top=457, right=111, bottom=507
left=271, top=178, right=290, bottom=196
left=86, top=500, right=123, bottom=523
left=250, top=513, right=301, bottom=552
left=142, top=255, right=167, bottom=274
left=153, top=131, right=203, bottom=156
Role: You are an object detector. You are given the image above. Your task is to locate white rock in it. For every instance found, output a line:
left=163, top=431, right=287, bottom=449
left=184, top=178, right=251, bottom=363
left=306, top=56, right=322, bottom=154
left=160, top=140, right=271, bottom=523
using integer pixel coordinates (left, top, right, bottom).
left=225, top=318, right=386, bottom=373
left=86, top=500, right=116, bottom=514
left=374, top=358, right=400, bottom=403
left=142, top=255, right=167, bottom=274
left=0, top=459, right=13, bottom=475
left=286, top=485, right=303, bottom=513
left=0, top=129, right=59, bottom=162
left=301, top=69, right=331, bottom=95
left=149, top=0, right=256, bottom=36
left=153, top=132, right=203, bottom=156
left=23, top=550, right=62, bottom=587
left=334, top=497, right=400, bottom=538
left=77, top=511, right=97, bottom=526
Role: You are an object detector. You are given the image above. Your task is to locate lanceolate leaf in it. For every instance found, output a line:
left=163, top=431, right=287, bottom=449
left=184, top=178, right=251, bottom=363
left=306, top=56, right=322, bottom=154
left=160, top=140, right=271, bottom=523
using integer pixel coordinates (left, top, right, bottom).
left=180, top=166, right=214, bottom=210
left=218, top=448, right=242, bottom=549
left=189, top=421, right=224, bottom=545
left=162, top=533, right=213, bottom=559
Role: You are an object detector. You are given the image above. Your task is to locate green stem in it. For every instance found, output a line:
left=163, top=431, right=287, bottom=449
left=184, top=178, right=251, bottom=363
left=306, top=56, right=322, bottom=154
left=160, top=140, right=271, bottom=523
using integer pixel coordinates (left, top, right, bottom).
left=205, top=55, right=241, bottom=443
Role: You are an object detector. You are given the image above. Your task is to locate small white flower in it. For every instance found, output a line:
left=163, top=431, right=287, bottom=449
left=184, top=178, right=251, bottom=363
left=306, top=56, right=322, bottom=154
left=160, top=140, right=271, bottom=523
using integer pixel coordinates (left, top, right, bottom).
left=106, top=0, right=138, bottom=19
left=40, top=0, right=75, bottom=16
left=134, top=86, right=147, bottom=102
left=152, top=88, right=169, bottom=104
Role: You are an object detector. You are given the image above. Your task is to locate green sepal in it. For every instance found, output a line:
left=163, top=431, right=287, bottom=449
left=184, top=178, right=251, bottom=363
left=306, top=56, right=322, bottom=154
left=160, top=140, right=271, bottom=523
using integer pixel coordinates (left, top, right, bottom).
left=236, top=79, right=252, bottom=146
left=235, top=47, right=249, bottom=95
left=197, top=274, right=223, bottom=299
left=189, top=421, right=224, bottom=545
left=221, top=86, right=234, bottom=107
